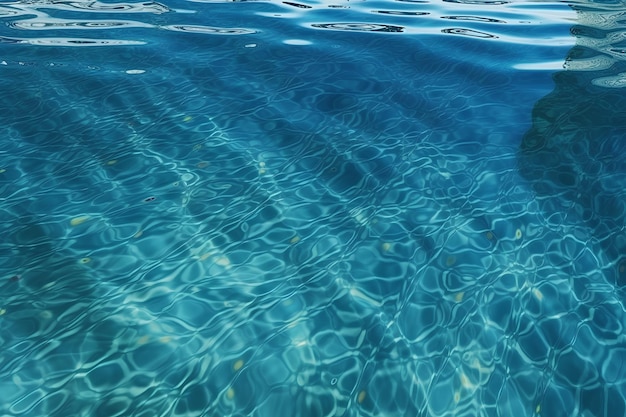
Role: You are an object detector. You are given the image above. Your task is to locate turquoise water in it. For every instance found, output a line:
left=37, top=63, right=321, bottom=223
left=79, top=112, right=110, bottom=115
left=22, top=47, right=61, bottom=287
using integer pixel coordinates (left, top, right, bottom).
left=1, top=0, right=626, bottom=415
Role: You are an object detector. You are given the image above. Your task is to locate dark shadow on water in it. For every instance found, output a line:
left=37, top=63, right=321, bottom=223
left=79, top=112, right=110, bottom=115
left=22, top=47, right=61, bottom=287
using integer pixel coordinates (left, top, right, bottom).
left=518, top=3, right=626, bottom=416
left=519, top=15, right=626, bottom=288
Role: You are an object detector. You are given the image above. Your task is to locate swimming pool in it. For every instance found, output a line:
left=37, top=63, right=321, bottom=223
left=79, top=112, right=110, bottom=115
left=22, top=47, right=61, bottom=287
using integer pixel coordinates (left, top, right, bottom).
left=0, top=0, right=625, bottom=415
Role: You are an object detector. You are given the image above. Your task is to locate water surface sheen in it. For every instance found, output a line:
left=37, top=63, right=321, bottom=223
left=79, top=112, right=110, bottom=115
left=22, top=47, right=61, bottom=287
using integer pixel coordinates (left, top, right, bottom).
left=1, top=0, right=625, bottom=416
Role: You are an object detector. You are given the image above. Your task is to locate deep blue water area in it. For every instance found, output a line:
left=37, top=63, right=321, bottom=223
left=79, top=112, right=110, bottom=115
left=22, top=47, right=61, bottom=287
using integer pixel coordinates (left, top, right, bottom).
left=1, top=0, right=626, bottom=416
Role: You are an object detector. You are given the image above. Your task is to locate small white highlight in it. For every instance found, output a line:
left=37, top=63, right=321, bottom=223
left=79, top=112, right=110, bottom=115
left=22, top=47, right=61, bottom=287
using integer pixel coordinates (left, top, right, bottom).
left=512, top=61, right=565, bottom=70
left=283, top=39, right=312, bottom=45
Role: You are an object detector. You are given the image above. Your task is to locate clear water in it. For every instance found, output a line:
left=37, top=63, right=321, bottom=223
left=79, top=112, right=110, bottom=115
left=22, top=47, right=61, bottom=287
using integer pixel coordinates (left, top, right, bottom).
left=1, top=0, right=625, bottom=415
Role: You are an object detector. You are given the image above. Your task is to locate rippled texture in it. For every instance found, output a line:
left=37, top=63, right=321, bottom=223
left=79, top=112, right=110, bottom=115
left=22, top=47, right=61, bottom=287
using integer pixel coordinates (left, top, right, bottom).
left=0, top=0, right=625, bottom=416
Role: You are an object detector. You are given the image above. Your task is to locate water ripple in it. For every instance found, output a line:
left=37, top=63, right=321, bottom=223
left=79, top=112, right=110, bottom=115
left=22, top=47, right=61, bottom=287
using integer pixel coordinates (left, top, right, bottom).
left=9, top=19, right=152, bottom=30
left=442, top=27, right=498, bottom=38
left=163, top=24, right=257, bottom=34
left=311, top=22, right=405, bottom=32
left=34, top=0, right=171, bottom=13
left=0, top=35, right=145, bottom=45
left=0, top=0, right=578, bottom=46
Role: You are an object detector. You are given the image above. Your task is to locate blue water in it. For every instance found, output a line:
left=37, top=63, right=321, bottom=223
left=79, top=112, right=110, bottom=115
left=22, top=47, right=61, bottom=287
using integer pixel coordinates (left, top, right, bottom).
left=1, top=0, right=626, bottom=415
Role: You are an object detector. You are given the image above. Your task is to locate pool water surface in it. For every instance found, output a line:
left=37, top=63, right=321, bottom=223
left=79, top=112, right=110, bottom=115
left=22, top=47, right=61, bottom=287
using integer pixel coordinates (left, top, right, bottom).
left=0, top=0, right=625, bottom=416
